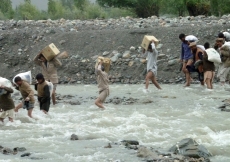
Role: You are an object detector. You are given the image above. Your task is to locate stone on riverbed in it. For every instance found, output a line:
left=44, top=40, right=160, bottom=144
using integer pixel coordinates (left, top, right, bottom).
left=121, top=140, right=139, bottom=146
left=70, top=134, right=79, bottom=140
left=168, top=138, right=212, bottom=159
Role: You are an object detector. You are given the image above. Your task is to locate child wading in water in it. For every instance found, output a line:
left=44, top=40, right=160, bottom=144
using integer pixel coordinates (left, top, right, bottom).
left=144, top=40, right=162, bottom=91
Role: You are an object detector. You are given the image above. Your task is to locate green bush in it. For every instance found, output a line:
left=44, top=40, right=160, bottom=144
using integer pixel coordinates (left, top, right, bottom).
left=106, top=7, right=136, bottom=18
left=84, top=4, right=106, bottom=19
left=0, top=11, right=6, bottom=20
left=15, top=1, right=40, bottom=20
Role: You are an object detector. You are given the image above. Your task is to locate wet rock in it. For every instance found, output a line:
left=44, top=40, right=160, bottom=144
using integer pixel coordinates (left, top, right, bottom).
left=169, top=138, right=212, bottom=159
left=137, top=147, right=158, bottom=158
left=70, top=134, right=79, bottom=140
left=121, top=140, right=139, bottom=145
left=21, top=152, right=31, bottom=157
left=2, top=148, right=13, bottom=155
left=104, top=143, right=112, bottom=148
left=69, top=101, right=81, bottom=105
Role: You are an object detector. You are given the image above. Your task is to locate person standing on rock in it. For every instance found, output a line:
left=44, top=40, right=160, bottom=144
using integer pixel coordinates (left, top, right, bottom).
left=143, top=40, right=161, bottom=91
left=33, top=53, right=62, bottom=105
left=35, top=73, right=50, bottom=114
left=0, top=85, right=15, bottom=122
left=179, top=34, right=194, bottom=87
left=95, top=60, right=109, bottom=109
left=14, top=76, right=35, bottom=118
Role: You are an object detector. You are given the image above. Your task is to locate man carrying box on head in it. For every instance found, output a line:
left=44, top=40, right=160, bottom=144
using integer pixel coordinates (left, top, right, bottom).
left=95, top=58, right=110, bottom=109
left=33, top=46, right=62, bottom=105
left=142, top=38, right=162, bottom=91
left=14, top=76, right=35, bottom=118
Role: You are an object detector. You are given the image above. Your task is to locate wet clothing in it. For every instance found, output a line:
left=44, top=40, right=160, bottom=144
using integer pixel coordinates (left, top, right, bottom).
left=203, top=52, right=215, bottom=73
left=35, top=81, right=50, bottom=112
left=194, top=47, right=204, bottom=73
left=17, top=81, right=35, bottom=103
left=217, top=64, right=230, bottom=82
left=99, top=89, right=109, bottom=103
left=34, top=55, right=62, bottom=84
left=0, top=109, right=14, bottom=119
left=0, top=87, right=14, bottom=111
left=96, top=65, right=109, bottom=103
left=181, top=42, right=193, bottom=60
left=96, top=67, right=109, bottom=93
left=23, top=101, right=34, bottom=110
left=146, top=43, right=158, bottom=76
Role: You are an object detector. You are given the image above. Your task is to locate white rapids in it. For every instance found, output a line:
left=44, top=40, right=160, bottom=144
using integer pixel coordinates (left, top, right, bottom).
left=0, top=84, right=230, bottom=162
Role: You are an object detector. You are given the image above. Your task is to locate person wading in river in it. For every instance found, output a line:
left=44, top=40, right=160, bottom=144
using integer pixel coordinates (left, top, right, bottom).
left=143, top=40, right=161, bottom=91
left=202, top=43, right=215, bottom=89
left=33, top=53, right=62, bottom=105
left=14, top=76, right=35, bottom=118
left=179, top=33, right=194, bottom=87
left=0, top=85, right=15, bottom=122
left=35, top=73, right=50, bottom=114
left=95, top=60, right=109, bottom=109
left=189, top=42, right=205, bottom=86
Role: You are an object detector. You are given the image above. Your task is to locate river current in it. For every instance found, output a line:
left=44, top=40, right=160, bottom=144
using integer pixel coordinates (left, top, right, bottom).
left=0, top=84, right=230, bottom=162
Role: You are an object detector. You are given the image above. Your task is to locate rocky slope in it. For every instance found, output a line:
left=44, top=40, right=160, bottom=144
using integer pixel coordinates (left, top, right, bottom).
left=0, top=15, right=230, bottom=84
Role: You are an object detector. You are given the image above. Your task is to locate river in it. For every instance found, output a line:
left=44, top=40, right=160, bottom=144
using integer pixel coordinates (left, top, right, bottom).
left=0, top=84, right=230, bottom=162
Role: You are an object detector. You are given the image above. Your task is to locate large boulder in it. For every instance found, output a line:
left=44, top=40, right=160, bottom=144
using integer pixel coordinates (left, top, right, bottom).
left=169, top=138, right=212, bottom=159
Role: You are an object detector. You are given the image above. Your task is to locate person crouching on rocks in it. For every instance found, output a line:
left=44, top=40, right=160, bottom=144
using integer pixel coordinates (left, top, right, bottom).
left=0, top=85, right=15, bottom=122
left=95, top=60, right=109, bottom=109
left=33, top=53, right=62, bottom=105
left=143, top=40, right=162, bottom=91
left=35, top=73, right=50, bottom=114
left=14, top=76, right=35, bottom=118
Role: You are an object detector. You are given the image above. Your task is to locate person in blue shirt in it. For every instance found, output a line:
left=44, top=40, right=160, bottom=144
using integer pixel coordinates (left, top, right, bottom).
left=179, top=34, right=194, bottom=87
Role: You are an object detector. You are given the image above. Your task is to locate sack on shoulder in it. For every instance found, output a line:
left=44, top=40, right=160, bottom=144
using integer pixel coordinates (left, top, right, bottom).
left=205, top=48, right=221, bottom=64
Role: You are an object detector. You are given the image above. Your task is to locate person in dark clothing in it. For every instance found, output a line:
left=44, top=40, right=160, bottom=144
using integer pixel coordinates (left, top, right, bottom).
left=189, top=42, right=205, bottom=85
left=0, top=85, right=15, bottom=122
left=35, top=73, right=50, bottom=114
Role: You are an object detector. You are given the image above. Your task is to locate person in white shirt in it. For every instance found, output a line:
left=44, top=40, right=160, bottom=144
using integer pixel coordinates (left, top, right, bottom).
left=143, top=40, right=162, bottom=90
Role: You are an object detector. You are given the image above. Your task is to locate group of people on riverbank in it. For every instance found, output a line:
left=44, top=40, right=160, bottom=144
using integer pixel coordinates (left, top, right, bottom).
left=144, top=31, right=230, bottom=91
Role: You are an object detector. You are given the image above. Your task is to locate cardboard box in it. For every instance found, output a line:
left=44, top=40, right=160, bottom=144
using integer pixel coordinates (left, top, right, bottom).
left=141, top=35, right=159, bottom=50
left=42, top=43, right=60, bottom=61
left=96, top=56, right=111, bottom=73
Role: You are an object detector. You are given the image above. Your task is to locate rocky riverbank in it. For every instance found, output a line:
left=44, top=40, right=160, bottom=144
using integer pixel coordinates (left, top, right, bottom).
left=1, top=15, right=230, bottom=83
left=0, top=138, right=212, bottom=161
